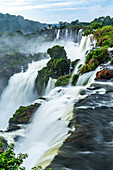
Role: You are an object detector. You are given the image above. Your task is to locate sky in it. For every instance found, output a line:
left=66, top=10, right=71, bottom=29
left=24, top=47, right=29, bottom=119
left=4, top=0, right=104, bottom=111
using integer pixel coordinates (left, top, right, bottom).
left=0, top=0, right=113, bottom=23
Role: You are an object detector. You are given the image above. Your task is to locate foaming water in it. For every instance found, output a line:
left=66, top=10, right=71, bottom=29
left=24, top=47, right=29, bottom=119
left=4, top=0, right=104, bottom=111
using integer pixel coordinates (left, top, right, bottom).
left=0, top=59, right=49, bottom=130
left=15, top=86, right=84, bottom=169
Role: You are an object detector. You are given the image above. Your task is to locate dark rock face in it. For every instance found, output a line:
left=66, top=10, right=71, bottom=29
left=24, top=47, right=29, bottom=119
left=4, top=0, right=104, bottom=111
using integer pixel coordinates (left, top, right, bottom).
left=47, top=86, right=113, bottom=170
left=95, top=69, right=113, bottom=80
left=0, top=136, right=8, bottom=153
left=9, top=103, right=41, bottom=126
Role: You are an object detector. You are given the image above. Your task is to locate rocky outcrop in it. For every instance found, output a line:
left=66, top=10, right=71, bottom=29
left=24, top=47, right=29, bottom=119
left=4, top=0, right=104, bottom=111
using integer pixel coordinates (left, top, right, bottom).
left=35, top=45, right=70, bottom=95
left=8, top=103, right=41, bottom=129
left=95, top=69, right=113, bottom=80
left=0, top=136, right=8, bottom=153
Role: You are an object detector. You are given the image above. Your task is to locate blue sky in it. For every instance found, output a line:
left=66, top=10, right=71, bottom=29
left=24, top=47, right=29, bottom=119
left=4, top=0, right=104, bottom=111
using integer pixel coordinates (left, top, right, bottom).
left=0, top=0, right=113, bottom=23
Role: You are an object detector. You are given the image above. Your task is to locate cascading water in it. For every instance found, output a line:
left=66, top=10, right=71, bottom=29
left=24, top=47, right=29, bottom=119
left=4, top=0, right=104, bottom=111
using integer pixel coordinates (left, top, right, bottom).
left=45, top=77, right=56, bottom=95
left=15, top=86, right=85, bottom=170
left=0, top=31, right=101, bottom=170
left=13, top=35, right=95, bottom=169
left=0, top=59, right=49, bottom=130
left=56, top=29, right=60, bottom=40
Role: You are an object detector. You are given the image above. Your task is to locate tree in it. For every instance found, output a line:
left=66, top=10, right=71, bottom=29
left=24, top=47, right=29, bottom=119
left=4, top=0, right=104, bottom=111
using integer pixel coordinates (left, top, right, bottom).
left=0, top=143, right=28, bottom=170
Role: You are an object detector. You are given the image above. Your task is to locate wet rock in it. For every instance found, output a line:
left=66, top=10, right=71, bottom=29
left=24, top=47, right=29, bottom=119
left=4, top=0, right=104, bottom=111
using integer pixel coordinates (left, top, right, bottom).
left=9, top=103, right=41, bottom=126
left=6, top=125, right=21, bottom=132
left=95, top=69, right=113, bottom=80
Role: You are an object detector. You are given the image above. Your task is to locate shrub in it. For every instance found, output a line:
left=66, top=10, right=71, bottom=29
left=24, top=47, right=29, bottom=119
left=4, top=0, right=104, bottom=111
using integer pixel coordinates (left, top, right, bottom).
left=80, top=47, right=108, bottom=74
left=0, top=144, right=28, bottom=170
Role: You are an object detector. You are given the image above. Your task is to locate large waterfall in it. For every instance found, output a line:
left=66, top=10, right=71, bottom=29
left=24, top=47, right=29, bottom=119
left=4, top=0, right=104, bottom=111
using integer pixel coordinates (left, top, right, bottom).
left=0, top=59, right=49, bottom=130
left=14, top=34, right=93, bottom=169
left=0, top=30, right=109, bottom=170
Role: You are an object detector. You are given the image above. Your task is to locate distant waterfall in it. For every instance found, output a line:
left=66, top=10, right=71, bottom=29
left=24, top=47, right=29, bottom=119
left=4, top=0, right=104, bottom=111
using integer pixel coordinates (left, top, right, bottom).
left=56, top=29, right=60, bottom=40
left=0, top=59, right=49, bottom=130
left=55, top=28, right=82, bottom=43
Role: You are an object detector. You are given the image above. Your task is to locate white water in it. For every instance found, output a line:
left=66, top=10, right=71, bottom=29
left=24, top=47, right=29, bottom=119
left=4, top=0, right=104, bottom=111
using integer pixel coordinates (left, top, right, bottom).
left=0, top=59, right=49, bottom=130
left=0, top=32, right=98, bottom=169
left=14, top=34, right=95, bottom=169
left=45, top=77, right=56, bottom=95
left=15, top=86, right=85, bottom=169
left=56, top=29, right=60, bottom=40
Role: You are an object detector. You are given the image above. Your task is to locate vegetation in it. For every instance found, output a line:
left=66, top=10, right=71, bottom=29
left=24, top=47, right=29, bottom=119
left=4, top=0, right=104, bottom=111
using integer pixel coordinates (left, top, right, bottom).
left=35, top=45, right=70, bottom=95
left=0, top=143, right=28, bottom=170
left=55, top=74, right=71, bottom=87
left=80, top=47, right=108, bottom=74
left=71, top=74, right=79, bottom=86
left=9, top=103, right=40, bottom=126
left=93, top=26, right=113, bottom=47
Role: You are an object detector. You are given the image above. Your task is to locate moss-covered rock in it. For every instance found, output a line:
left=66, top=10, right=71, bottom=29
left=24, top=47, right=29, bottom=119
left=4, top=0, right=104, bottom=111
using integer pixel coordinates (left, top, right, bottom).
left=0, top=137, right=8, bottom=153
left=35, top=45, right=70, bottom=95
left=55, top=74, right=71, bottom=87
left=47, top=45, right=67, bottom=60
left=79, top=47, right=108, bottom=75
left=9, top=103, right=40, bottom=126
left=71, top=74, right=79, bottom=86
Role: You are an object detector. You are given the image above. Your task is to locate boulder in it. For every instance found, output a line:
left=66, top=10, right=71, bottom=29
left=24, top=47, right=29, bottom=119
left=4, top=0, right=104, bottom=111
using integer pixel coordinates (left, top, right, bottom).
left=9, top=103, right=41, bottom=126
left=95, top=69, right=113, bottom=80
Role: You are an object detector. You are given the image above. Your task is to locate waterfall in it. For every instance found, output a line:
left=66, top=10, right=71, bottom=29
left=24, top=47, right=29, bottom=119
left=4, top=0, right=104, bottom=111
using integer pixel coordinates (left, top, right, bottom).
left=45, top=77, right=56, bottom=95
left=0, top=59, right=49, bottom=130
left=70, top=35, right=92, bottom=84
left=64, top=29, right=68, bottom=40
left=56, top=29, right=60, bottom=40
left=0, top=31, right=98, bottom=169
left=77, top=29, right=83, bottom=44
left=15, top=86, right=85, bottom=170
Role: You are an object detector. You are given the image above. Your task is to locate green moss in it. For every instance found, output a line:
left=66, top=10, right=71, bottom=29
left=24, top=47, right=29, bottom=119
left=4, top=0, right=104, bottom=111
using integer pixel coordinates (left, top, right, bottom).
left=9, top=103, right=40, bottom=125
left=71, top=74, right=79, bottom=86
left=47, top=45, right=67, bottom=60
left=35, top=45, right=70, bottom=95
left=80, top=47, right=108, bottom=74
left=93, top=26, right=113, bottom=47
left=55, top=74, right=71, bottom=87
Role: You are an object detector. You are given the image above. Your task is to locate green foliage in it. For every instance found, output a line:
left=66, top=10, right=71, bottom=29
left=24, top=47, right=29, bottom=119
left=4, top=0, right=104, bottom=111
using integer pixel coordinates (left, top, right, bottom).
left=80, top=47, right=108, bottom=74
left=55, top=74, right=71, bottom=87
left=36, top=46, right=70, bottom=95
left=93, top=26, right=113, bottom=47
left=47, top=45, right=67, bottom=60
left=0, top=144, right=28, bottom=170
left=71, top=74, right=79, bottom=86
